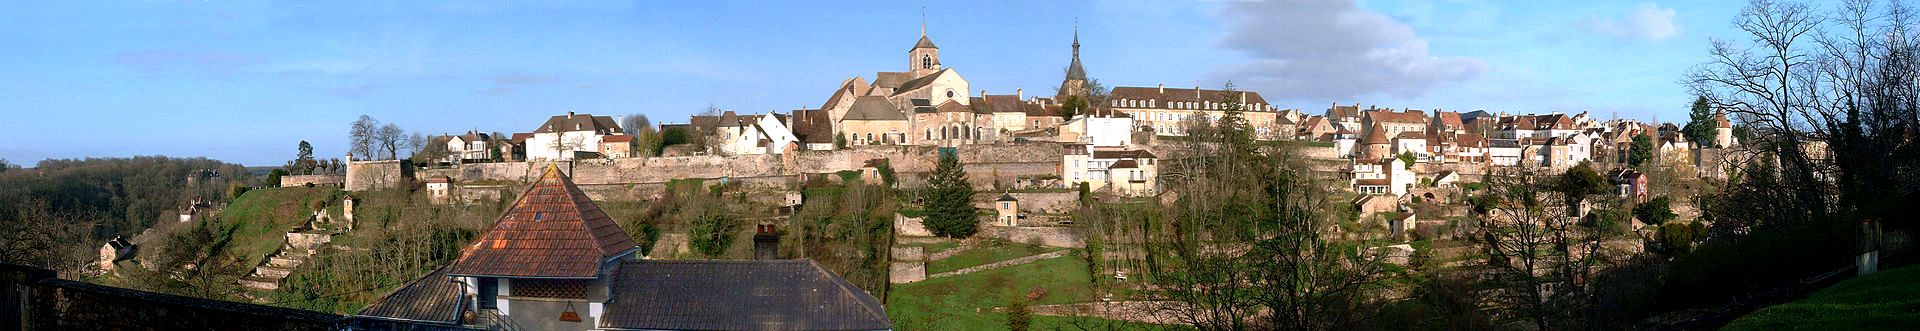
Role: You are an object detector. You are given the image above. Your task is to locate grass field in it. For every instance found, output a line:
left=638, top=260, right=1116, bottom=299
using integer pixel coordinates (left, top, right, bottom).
left=1723, top=263, right=1920, bottom=330
left=925, top=241, right=1061, bottom=274
left=888, top=242, right=1180, bottom=330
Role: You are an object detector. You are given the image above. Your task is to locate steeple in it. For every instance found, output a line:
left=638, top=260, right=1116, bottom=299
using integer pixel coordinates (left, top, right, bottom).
left=909, top=9, right=941, bottom=78
left=1058, top=19, right=1090, bottom=100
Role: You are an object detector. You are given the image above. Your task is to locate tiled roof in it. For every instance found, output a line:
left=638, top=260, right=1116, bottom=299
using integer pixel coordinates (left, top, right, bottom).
left=972, top=95, right=1027, bottom=113
left=1109, top=159, right=1139, bottom=169
left=820, top=77, right=870, bottom=111
left=843, top=96, right=906, bottom=121
left=449, top=166, right=637, bottom=279
left=1327, top=104, right=1361, bottom=119
left=1434, top=111, right=1464, bottom=129
left=1109, top=86, right=1271, bottom=110
left=1026, top=103, right=1062, bottom=117
left=1362, top=123, right=1391, bottom=144
left=600, top=259, right=891, bottom=331
left=354, top=266, right=465, bottom=325
left=1366, top=109, right=1428, bottom=124
left=1355, top=179, right=1390, bottom=186
left=1394, top=131, right=1427, bottom=140
left=601, top=135, right=632, bottom=143
left=935, top=99, right=970, bottom=113
left=997, top=194, right=1017, bottom=202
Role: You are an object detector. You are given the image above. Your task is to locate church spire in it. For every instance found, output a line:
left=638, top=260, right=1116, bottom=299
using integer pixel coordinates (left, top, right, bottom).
left=1064, top=19, right=1087, bottom=81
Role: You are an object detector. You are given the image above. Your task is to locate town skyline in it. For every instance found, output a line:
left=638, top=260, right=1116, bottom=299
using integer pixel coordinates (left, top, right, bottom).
left=1, top=1, right=1730, bottom=165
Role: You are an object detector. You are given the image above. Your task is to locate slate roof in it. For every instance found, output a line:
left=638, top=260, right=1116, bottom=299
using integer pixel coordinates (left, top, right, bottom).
left=893, top=68, right=953, bottom=95
left=533, top=113, right=623, bottom=134
left=935, top=99, right=971, bottom=113
left=1109, top=159, right=1139, bottom=169
left=873, top=72, right=911, bottom=90
left=913, top=35, right=938, bottom=50
left=843, top=96, right=907, bottom=121
left=600, top=259, right=891, bottom=331
left=997, top=194, right=1018, bottom=202
left=1091, top=149, right=1156, bottom=159
left=820, top=77, right=870, bottom=111
left=791, top=108, right=836, bottom=144
left=972, top=94, right=1027, bottom=113
left=448, top=166, right=637, bottom=279
left=1327, top=104, right=1362, bottom=119
left=354, top=266, right=465, bottom=325
left=1433, top=111, right=1464, bottom=129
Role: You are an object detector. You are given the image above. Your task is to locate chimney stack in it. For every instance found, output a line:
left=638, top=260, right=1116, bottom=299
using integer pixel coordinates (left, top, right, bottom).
left=753, top=224, right=780, bottom=260
left=1157, top=83, right=1164, bottom=94
left=567, top=111, right=575, bottom=119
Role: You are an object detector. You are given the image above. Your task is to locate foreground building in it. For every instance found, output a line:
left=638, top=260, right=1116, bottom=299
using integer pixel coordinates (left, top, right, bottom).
left=351, top=166, right=890, bottom=330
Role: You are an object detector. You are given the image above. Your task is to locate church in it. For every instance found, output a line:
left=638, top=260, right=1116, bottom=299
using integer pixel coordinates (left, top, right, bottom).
left=807, top=22, right=1092, bottom=148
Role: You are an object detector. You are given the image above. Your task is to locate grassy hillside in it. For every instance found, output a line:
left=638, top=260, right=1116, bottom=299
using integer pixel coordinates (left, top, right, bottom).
left=217, top=186, right=341, bottom=267
left=1724, top=264, right=1920, bottom=330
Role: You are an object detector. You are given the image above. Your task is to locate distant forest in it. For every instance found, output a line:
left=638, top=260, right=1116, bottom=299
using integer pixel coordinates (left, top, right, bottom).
left=0, top=157, right=254, bottom=272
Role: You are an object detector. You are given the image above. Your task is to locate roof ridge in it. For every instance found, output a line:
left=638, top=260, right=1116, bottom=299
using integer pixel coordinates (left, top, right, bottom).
left=808, top=259, right=891, bottom=324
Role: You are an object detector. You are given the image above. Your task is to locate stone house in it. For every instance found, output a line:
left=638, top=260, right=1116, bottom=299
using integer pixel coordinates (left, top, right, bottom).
left=995, top=194, right=1019, bottom=226
left=97, top=237, right=136, bottom=272
left=1363, top=108, right=1430, bottom=139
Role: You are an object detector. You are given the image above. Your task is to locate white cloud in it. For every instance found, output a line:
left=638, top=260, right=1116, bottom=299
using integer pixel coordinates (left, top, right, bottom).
left=1212, top=0, right=1486, bottom=102
left=1588, top=3, right=1681, bottom=41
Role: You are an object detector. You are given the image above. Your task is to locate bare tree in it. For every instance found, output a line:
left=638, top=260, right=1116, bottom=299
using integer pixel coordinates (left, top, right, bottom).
left=622, top=113, right=652, bottom=135
left=375, top=123, right=405, bottom=160
left=349, top=115, right=379, bottom=160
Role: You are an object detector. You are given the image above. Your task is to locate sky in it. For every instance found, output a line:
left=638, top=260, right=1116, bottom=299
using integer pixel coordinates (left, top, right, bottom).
left=0, top=0, right=1745, bottom=166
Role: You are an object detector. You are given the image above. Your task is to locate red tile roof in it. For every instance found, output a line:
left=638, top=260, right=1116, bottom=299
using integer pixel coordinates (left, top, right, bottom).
left=449, top=166, right=637, bottom=279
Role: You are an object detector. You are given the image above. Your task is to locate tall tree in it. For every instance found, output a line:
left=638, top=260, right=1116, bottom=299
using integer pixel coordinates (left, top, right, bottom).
left=1142, top=82, right=1395, bottom=330
left=1681, top=96, right=1716, bottom=145
left=1627, top=133, right=1654, bottom=167
left=349, top=115, right=379, bottom=160
left=1475, top=165, right=1579, bottom=330
left=295, top=140, right=315, bottom=175
left=922, top=150, right=977, bottom=238
left=376, top=123, right=405, bottom=160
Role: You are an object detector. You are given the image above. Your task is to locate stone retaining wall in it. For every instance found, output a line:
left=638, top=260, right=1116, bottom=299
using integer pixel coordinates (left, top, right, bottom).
left=978, top=226, right=1085, bottom=248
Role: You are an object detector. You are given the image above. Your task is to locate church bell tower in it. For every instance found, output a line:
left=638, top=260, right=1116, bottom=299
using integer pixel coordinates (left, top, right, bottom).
left=909, top=13, right=941, bottom=78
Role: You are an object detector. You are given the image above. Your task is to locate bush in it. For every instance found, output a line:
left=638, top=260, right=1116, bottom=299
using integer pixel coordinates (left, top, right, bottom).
left=1634, top=196, right=1677, bottom=225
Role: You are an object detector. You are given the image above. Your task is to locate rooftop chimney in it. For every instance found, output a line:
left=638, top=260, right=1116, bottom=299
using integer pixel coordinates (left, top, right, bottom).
left=753, top=224, right=780, bottom=260
left=1157, top=83, right=1164, bottom=94
left=1016, top=88, right=1024, bottom=100
left=567, top=111, right=575, bottom=118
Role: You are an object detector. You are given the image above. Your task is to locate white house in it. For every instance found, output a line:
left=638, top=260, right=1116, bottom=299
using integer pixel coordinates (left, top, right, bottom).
left=525, top=112, right=626, bottom=161
left=1063, top=145, right=1158, bottom=197
left=1351, top=157, right=1414, bottom=196
left=1060, top=109, right=1134, bottom=147
left=1391, top=131, right=1429, bottom=160
left=713, top=112, right=801, bottom=155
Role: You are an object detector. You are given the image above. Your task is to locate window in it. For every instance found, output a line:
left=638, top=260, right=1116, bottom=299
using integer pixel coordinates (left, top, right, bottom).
left=1001, top=202, right=1010, bottom=209
left=922, top=55, right=932, bottom=69
left=866, top=133, right=874, bottom=142
left=946, top=89, right=955, bottom=98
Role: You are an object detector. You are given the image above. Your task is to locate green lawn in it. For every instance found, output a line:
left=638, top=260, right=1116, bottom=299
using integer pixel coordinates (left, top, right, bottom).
left=925, top=241, right=1061, bottom=274
left=1724, top=264, right=1920, bottom=331
left=890, top=252, right=1167, bottom=330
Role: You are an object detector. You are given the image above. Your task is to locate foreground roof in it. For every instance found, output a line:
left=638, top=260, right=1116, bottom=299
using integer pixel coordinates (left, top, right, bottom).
left=448, top=166, right=637, bottom=278
left=354, top=266, right=464, bottom=325
left=601, top=259, right=891, bottom=331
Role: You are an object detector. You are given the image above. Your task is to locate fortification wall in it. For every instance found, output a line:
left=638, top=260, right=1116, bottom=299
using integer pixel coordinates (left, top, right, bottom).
left=344, top=160, right=411, bottom=192
left=278, top=175, right=344, bottom=188
left=423, top=143, right=1067, bottom=190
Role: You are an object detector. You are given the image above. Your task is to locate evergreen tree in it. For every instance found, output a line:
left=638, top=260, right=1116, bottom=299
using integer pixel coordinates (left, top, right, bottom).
left=1628, top=133, right=1655, bottom=167
left=923, top=150, right=977, bottom=238
left=1680, top=96, right=1715, bottom=145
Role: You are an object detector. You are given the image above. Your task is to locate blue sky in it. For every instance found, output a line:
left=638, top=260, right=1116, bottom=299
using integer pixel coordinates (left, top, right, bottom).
left=0, top=0, right=1742, bottom=166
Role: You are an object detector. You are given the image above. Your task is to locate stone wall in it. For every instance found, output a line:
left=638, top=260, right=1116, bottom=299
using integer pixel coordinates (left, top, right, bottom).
left=978, top=225, right=1085, bottom=248
left=344, top=160, right=412, bottom=192
left=1, top=263, right=339, bottom=330
left=973, top=192, right=1080, bottom=215
left=418, top=143, right=1068, bottom=191
left=278, top=175, right=344, bottom=187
